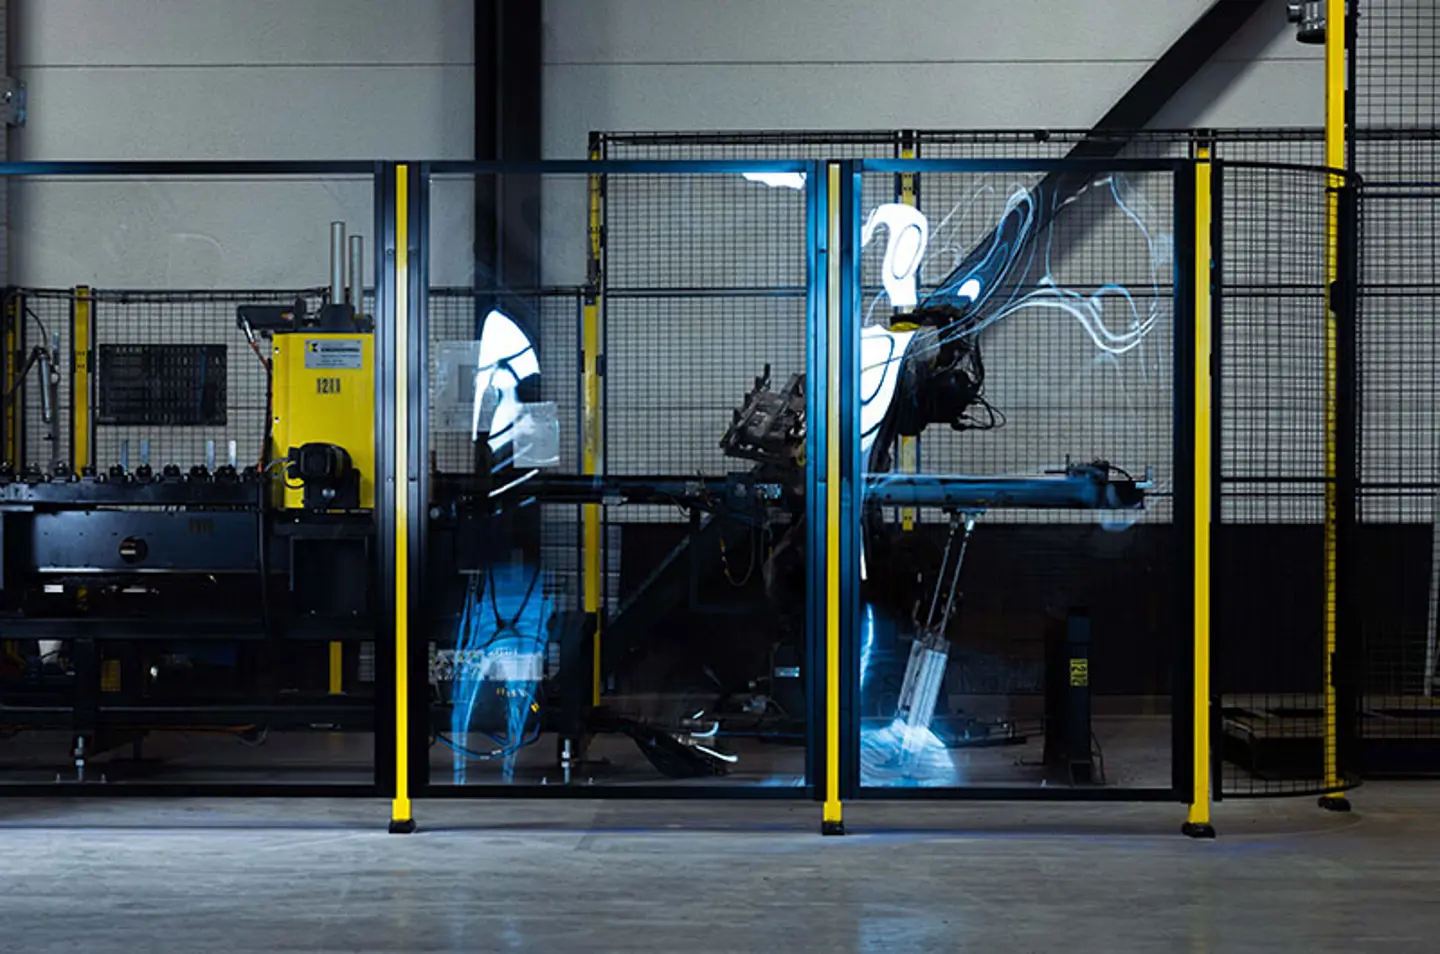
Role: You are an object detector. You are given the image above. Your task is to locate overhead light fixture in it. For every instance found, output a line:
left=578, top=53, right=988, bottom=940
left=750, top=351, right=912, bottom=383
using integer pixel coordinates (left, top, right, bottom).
left=742, top=171, right=807, bottom=190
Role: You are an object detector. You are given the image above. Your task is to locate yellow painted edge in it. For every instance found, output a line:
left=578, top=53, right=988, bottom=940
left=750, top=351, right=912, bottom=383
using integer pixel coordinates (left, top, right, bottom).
left=392, top=165, right=412, bottom=825
left=72, top=286, right=91, bottom=471
left=1321, top=0, right=1345, bottom=798
left=329, top=641, right=344, bottom=695
left=584, top=144, right=604, bottom=706
left=823, top=163, right=843, bottom=826
left=1188, top=149, right=1213, bottom=828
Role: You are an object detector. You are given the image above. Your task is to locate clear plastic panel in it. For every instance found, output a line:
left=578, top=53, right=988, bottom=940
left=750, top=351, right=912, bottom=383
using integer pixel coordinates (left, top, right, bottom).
left=854, top=164, right=1178, bottom=791
left=0, top=170, right=379, bottom=786
left=422, top=168, right=814, bottom=789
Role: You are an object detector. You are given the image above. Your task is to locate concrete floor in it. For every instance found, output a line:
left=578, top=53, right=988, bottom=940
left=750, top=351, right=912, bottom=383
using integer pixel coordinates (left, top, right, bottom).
left=0, top=784, right=1435, bottom=953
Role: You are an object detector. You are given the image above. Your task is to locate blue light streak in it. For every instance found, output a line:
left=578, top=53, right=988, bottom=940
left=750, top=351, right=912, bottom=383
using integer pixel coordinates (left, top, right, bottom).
left=449, top=565, right=549, bottom=784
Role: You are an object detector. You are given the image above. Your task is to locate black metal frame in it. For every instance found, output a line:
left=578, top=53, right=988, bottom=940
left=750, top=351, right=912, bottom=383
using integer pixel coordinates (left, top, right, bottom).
left=838, top=157, right=1197, bottom=803
left=0, top=160, right=394, bottom=798
left=413, top=159, right=825, bottom=800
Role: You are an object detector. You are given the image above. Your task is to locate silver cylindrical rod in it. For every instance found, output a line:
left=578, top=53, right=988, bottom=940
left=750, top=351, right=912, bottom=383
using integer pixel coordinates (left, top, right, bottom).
left=228, top=440, right=238, bottom=468
left=120, top=439, right=129, bottom=472
left=205, top=439, right=215, bottom=472
left=329, top=221, right=346, bottom=304
left=348, top=234, right=364, bottom=313
left=140, top=438, right=151, bottom=466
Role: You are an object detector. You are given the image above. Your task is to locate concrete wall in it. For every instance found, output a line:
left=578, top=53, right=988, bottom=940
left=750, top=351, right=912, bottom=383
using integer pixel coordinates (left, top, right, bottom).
left=9, top=0, right=474, bottom=288
left=544, top=0, right=1322, bottom=156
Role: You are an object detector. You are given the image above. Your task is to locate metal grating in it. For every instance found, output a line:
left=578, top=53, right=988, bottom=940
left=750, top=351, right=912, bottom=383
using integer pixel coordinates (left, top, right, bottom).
left=90, top=289, right=324, bottom=472
left=601, top=172, right=809, bottom=524
left=1213, top=162, right=1339, bottom=796
left=424, top=285, right=583, bottom=612
left=879, top=165, right=1177, bottom=527
left=1352, top=0, right=1440, bottom=772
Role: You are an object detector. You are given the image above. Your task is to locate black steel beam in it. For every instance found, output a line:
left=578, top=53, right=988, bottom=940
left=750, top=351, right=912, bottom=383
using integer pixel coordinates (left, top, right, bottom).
left=433, top=468, right=1146, bottom=511
left=926, top=0, right=1266, bottom=303
left=474, top=2, right=543, bottom=303
left=1084, top=0, right=1267, bottom=144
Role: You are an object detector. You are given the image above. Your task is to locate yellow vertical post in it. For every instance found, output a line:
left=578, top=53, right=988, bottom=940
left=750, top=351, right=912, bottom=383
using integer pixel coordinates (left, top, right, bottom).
left=1319, top=0, right=1349, bottom=810
left=897, top=143, right=918, bottom=533
left=390, top=164, right=415, bottom=833
left=4, top=293, right=21, bottom=465
left=71, top=286, right=92, bottom=473
left=822, top=163, right=844, bottom=835
left=328, top=641, right=344, bottom=695
left=1184, top=148, right=1216, bottom=839
left=583, top=143, right=604, bottom=706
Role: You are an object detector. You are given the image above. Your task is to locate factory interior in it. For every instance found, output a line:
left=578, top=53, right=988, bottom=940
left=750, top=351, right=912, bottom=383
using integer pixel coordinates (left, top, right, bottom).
left=1, top=1, right=1438, bottom=951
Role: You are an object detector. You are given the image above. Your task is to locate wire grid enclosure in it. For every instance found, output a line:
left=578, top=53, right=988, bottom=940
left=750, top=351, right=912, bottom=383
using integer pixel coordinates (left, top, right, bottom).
left=1355, top=186, right=1440, bottom=706
left=854, top=164, right=1177, bottom=526
left=1212, top=163, right=1339, bottom=796
left=601, top=171, right=809, bottom=521
left=424, top=286, right=582, bottom=613
left=17, top=288, right=329, bottom=472
left=1356, top=0, right=1439, bottom=135
left=1351, top=0, right=1440, bottom=765
left=597, top=128, right=1333, bottom=164
left=593, top=130, right=1332, bottom=531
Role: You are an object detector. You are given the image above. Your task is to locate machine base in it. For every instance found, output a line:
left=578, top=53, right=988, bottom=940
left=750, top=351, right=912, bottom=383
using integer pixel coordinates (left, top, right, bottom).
left=1318, top=795, right=1352, bottom=813
left=388, top=818, right=418, bottom=834
left=821, top=820, right=846, bottom=837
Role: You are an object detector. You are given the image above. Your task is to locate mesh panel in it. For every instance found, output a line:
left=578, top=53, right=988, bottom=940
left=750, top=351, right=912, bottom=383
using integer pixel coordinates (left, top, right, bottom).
left=599, top=130, right=899, bottom=161
left=867, top=166, right=1176, bottom=526
left=1214, top=164, right=1337, bottom=796
left=1352, top=0, right=1440, bottom=774
left=1356, top=0, right=1440, bottom=136
left=93, top=290, right=323, bottom=472
left=14, top=288, right=327, bottom=473
left=423, top=286, right=582, bottom=612
left=602, top=172, right=809, bottom=524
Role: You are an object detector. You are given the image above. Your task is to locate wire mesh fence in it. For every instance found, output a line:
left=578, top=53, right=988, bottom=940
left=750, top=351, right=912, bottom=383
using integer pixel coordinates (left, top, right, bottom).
left=424, top=284, right=583, bottom=616
left=601, top=171, right=810, bottom=512
left=7, top=287, right=330, bottom=473
left=1212, top=161, right=1353, bottom=797
left=1352, top=184, right=1440, bottom=771
left=1352, top=0, right=1440, bottom=775
left=593, top=129, right=1357, bottom=797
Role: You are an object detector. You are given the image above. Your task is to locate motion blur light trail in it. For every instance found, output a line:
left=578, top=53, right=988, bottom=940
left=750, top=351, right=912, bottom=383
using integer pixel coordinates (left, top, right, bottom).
left=447, top=565, right=549, bottom=784
left=859, top=605, right=960, bottom=787
left=855, top=174, right=1168, bottom=785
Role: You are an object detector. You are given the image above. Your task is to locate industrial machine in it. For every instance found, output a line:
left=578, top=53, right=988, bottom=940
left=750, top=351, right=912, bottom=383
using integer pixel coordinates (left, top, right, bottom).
left=0, top=223, right=379, bottom=782
left=424, top=292, right=1148, bottom=786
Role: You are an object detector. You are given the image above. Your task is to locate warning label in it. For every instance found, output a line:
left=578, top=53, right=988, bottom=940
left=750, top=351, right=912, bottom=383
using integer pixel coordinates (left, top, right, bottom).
left=1069, top=658, right=1089, bottom=688
left=304, top=339, right=364, bottom=370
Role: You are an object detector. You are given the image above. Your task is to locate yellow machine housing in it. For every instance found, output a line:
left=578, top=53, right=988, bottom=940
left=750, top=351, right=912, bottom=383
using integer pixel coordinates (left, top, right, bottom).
left=270, top=331, right=375, bottom=510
